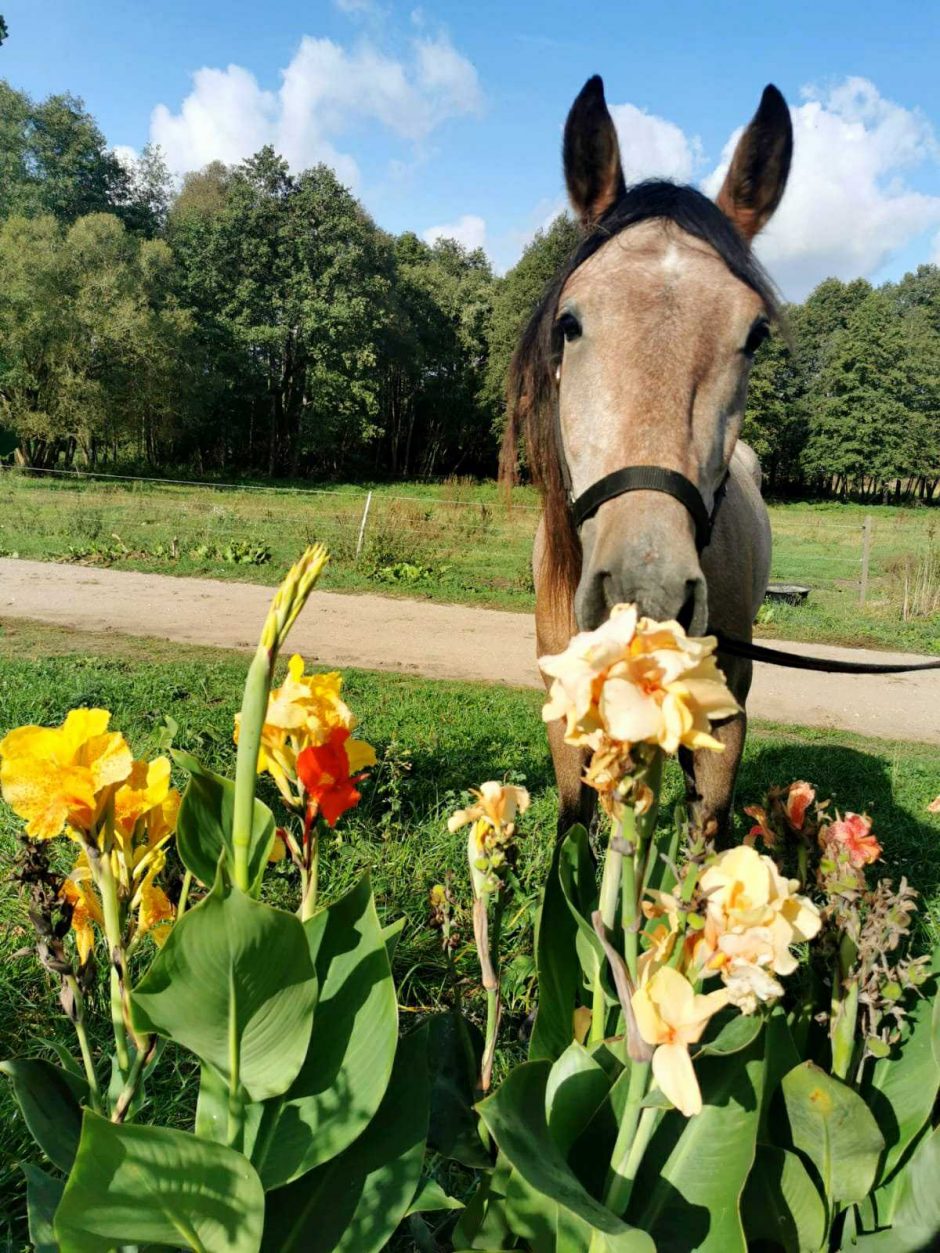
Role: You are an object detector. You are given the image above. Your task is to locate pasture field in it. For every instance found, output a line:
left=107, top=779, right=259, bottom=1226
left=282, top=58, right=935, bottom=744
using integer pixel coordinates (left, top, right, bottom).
left=0, top=620, right=938, bottom=1244
left=0, top=469, right=937, bottom=653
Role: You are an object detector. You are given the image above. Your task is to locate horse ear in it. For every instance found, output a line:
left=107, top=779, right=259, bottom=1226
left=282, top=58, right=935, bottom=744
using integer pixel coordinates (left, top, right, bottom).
left=715, top=85, right=792, bottom=240
left=563, top=75, right=626, bottom=228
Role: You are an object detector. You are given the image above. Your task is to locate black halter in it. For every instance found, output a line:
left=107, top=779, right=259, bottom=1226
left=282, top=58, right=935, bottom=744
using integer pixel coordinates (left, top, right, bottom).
left=553, top=403, right=724, bottom=553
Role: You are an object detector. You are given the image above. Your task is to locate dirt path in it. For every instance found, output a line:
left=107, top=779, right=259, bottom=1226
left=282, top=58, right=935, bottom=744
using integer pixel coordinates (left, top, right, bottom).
left=1, top=558, right=938, bottom=743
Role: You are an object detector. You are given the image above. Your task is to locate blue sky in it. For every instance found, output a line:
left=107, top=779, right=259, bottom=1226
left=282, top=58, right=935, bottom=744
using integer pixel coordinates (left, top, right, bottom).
left=3, top=0, right=940, bottom=296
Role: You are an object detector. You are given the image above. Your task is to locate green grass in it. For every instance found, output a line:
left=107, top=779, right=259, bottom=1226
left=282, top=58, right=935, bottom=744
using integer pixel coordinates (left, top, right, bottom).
left=1, top=470, right=937, bottom=653
left=0, top=622, right=938, bottom=1244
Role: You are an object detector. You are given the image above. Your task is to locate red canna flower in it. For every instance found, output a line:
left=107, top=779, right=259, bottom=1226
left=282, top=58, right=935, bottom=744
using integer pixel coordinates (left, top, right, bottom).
left=296, top=727, right=373, bottom=828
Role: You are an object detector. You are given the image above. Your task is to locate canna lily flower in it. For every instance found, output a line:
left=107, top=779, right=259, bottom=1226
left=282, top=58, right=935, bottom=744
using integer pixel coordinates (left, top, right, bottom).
left=540, top=604, right=739, bottom=757
left=296, top=726, right=375, bottom=828
left=134, top=863, right=176, bottom=947
left=60, top=865, right=104, bottom=966
left=698, top=845, right=821, bottom=981
left=113, top=756, right=175, bottom=844
left=0, top=710, right=133, bottom=840
left=236, top=656, right=359, bottom=807
left=631, top=964, right=729, bottom=1116
left=783, top=781, right=816, bottom=833
left=448, top=782, right=531, bottom=897
left=821, top=812, right=881, bottom=868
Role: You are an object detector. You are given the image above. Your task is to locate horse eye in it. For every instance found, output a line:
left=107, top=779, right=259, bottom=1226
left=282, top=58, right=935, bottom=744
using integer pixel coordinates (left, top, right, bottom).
left=556, top=312, right=582, bottom=343
left=743, top=319, right=771, bottom=357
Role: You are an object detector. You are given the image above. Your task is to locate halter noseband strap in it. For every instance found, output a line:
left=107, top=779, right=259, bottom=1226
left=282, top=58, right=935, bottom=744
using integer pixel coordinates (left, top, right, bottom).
left=554, top=403, right=724, bottom=553
left=570, top=465, right=715, bottom=550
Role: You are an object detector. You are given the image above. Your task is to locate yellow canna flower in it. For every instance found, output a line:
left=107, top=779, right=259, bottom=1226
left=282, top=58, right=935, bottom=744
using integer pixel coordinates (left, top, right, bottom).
left=631, top=964, right=729, bottom=1116
left=60, top=860, right=104, bottom=965
left=135, top=865, right=176, bottom=948
left=540, top=605, right=739, bottom=757
left=113, top=756, right=174, bottom=843
left=0, top=710, right=134, bottom=840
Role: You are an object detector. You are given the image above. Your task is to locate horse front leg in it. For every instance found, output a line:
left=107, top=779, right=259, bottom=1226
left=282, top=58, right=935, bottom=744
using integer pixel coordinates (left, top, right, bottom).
left=684, top=656, right=752, bottom=846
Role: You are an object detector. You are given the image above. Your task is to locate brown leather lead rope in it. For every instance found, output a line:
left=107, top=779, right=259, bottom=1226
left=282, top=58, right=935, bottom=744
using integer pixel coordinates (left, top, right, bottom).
left=714, top=631, right=940, bottom=675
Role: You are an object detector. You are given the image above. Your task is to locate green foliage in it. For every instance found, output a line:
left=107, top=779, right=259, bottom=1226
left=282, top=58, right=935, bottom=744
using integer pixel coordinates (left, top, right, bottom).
left=55, top=1112, right=265, bottom=1252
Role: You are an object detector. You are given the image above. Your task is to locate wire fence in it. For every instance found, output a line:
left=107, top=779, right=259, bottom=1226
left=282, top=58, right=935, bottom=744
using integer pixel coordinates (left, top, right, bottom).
left=0, top=464, right=935, bottom=617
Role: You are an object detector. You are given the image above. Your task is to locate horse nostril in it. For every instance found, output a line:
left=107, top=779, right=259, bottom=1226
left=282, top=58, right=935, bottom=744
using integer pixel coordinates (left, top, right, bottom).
left=677, top=582, right=697, bottom=631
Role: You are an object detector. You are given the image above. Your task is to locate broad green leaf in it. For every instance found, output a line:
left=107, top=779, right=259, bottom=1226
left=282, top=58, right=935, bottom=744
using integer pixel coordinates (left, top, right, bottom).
left=695, top=1008, right=764, bottom=1058
left=0, top=1057, right=87, bottom=1171
left=381, top=916, right=406, bottom=963
left=452, top=1152, right=515, bottom=1250
left=246, top=876, right=397, bottom=1188
left=629, top=1032, right=767, bottom=1253
left=530, top=826, right=590, bottom=1063
left=260, top=1027, right=429, bottom=1253
left=54, top=1110, right=264, bottom=1253
left=407, top=1177, right=465, bottom=1216
left=22, top=1163, right=64, bottom=1253
left=741, top=1145, right=827, bottom=1253
left=506, top=1166, right=609, bottom=1250
left=782, top=1061, right=884, bottom=1205
left=545, top=1041, right=613, bottom=1156
left=426, top=1011, right=489, bottom=1169
left=195, top=1061, right=263, bottom=1149
left=173, top=750, right=276, bottom=895
left=851, top=1131, right=940, bottom=1253
left=477, top=1060, right=655, bottom=1251
left=38, top=1037, right=85, bottom=1079
left=131, top=878, right=316, bottom=1102
left=864, top=979, right=940, bottom=1186
left=556, top=826, right=606, bottom=997
left=759, top=1006, right=801, bottom=1144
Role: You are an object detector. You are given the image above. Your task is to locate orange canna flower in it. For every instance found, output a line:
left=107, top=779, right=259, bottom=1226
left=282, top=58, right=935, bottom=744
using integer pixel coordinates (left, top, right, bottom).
left=296, top=727, right=375, bottom=828
left=784, top=781, right=815, bottom=833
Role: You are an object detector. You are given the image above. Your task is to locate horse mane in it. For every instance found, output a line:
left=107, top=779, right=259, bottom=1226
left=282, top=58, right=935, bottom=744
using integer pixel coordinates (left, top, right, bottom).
left=499, top=179, right=782, bottom=614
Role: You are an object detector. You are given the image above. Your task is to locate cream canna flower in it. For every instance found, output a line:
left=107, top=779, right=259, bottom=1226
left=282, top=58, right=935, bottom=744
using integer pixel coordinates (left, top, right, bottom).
left=698, top=845, right=822, bottom=993
left=449, top=782, right=530, bottom=897
left=540, top=604, right=739, bottom=757
left=631, top=964, right=729, bottom=1116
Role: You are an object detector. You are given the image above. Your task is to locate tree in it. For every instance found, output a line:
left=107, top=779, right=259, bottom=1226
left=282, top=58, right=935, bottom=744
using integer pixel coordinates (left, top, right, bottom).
left=483, top=213, right=580, bottom=433
left=0, top=212, right=196, bottom=467
left=118, top=143, right=174, bottom=237
left=0, top=82, right=129, bottom=223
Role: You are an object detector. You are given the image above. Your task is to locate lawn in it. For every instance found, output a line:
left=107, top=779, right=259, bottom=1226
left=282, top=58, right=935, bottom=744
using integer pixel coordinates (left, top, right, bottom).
left=1, top=620, right=938, bottom=1245
left=1, top=469, right=937, bottom=653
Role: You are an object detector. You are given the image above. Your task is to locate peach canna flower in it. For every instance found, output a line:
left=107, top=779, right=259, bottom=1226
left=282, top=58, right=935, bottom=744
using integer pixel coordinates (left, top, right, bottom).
left=449, top=782, right=530, bottom=897
left=631, top=964, right=729, bottom=1116
left=540, top=605, right=739, bottom=756
left=821, top=812, right=882, bottom=868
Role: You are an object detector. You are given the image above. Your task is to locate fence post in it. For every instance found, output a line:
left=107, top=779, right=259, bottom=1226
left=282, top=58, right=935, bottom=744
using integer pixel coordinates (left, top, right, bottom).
left=355, top=490, right=373, bottom=559
left=859, top=514, right=872, bottom=607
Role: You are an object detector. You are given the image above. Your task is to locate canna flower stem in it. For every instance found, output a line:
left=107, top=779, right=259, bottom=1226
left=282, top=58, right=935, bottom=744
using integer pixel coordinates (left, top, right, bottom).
left=591, top=840, right=624, bottom=1044
left=608, top=1103, right=657, bottom=1216
left=112, top=1036, right=154, bottom=1124
left=88, top=820, right=132, bottom=1078
left=65, top=973, right=102, bottom=1113
left=232, top=648, right=273, bottom=893
left=619, top=806, right=640, bottom=985
left=831, top=933, right=860, bottom=1080
left=177, top=869, right=193, bottom=919
left=604, top=1058, right=652, bottom=1214
left=299, top=829, right=320, bottom=922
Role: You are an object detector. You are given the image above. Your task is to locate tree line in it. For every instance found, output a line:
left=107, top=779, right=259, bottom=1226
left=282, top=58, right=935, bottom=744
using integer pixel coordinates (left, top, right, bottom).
left=0, top=79, right=937, bottom=499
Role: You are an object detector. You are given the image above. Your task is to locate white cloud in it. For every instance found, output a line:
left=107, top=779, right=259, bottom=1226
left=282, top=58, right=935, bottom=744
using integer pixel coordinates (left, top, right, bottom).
left=423, top=214, right=486, bottom=250
left=702, top=77, right=940, bottom=299
left=608, top=101, right=704, bottom=184
left=112, top=144, right=138, bottom=171
left=150, top=32, right=482, bottom=186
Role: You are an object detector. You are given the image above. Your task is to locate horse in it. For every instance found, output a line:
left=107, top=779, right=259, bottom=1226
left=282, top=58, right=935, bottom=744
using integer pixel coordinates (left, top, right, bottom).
left=501, top=76, right=793, bottom=839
